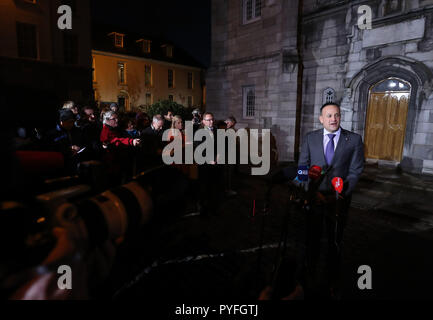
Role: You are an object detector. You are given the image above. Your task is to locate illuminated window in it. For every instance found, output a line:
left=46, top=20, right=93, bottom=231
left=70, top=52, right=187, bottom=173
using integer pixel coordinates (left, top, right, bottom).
left=243, top=0, right=262, bottom=24
left=168, top=69, right=175, bottom=88
left=145, top=65, right=152, bottom=87
left=118, top=62, right=126, bottom=84
left=243, top=86, right=255, bottom=119
left=187, top=72, right=193, bottom=89
left=16, top=22, right=37, bottom=59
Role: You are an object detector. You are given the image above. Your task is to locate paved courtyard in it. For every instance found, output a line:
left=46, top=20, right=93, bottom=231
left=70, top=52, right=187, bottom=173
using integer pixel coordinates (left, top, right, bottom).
left=100, top=163, right=433, bottom=300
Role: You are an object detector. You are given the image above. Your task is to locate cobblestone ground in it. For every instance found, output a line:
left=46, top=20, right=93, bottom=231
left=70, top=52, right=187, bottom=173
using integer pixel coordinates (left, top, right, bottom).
left=101, top=164, right=433, bottom=300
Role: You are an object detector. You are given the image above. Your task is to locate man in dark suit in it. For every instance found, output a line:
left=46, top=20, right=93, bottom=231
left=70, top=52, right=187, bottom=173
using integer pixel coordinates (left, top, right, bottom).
left=194, top=112, right=223, bottom=216
left=295, top=102, right=364, bottom=299
left=139, top=114, right=165, bottom=168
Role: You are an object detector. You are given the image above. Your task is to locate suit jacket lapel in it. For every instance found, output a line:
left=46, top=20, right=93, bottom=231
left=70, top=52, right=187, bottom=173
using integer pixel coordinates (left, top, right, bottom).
left=332, top=128, right=347, bottom=165
left=315, top=129, right=326, bottom=165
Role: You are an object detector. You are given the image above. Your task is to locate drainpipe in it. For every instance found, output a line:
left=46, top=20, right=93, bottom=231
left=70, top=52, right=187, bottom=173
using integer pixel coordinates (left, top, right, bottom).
left=294, top=0, right=304, bottom=163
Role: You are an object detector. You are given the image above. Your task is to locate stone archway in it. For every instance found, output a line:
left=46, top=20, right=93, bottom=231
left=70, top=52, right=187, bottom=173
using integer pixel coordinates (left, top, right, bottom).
left=341, top=56, right=433, bottom=166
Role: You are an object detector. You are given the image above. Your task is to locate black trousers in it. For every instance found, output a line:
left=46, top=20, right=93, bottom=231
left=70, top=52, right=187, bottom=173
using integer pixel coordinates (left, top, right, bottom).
left=298, top=196, right=350, bottom=289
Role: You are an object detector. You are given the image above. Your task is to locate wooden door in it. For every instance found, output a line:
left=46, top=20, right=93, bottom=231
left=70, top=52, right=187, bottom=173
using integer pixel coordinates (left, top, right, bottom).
left=364, top=92, right=409, bottom=161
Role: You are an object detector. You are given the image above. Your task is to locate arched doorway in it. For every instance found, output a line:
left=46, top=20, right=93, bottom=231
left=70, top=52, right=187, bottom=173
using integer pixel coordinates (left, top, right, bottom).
left=364, top=78, right=411, bottom=162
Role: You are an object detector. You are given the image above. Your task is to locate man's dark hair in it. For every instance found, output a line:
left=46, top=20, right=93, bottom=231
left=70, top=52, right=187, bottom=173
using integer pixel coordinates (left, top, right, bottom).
left=320, top=102, right=340, bottom=114
left=202, top=112, right=214, bottom=119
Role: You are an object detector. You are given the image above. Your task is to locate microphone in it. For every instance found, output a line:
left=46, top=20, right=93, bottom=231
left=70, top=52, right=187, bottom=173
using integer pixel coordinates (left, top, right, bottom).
left=332, top=177, right=343, bottom=200
left=296, top=165, right=309, bottom=190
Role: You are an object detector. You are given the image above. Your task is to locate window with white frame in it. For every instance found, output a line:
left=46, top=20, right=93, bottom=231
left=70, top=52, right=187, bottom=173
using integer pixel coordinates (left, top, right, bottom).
left=145, top=65, right=152, bottom=87
left=118, top=62, right=126, bottom=84
left=16, top=22, right=38, bottom=59
left=243, top=0, right=262, bottom=24
left=243, top=86, right=255, bottom=119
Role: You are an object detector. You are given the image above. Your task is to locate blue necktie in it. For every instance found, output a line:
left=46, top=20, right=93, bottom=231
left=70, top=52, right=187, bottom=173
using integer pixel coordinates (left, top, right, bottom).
left=325, top=134, right=336, bottom=165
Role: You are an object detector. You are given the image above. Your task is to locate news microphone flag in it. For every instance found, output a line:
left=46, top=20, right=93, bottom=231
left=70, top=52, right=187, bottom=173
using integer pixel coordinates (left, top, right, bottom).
left=332, top=177, right=343, bottom=194
left=297, top=165, right=309, bottom=182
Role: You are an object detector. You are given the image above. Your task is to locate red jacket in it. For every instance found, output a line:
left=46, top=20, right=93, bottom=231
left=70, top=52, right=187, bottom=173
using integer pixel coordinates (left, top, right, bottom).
left=100, top=125, right=134, bottom=147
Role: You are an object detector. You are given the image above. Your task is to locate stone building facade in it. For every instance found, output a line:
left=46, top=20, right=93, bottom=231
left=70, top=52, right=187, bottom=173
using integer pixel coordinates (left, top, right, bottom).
left=207, top=0, right=433, bottom=174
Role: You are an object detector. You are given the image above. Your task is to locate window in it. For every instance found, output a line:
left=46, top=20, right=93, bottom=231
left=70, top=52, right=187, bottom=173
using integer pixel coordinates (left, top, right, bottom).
left=323, top=88, right=335, bottom=104
left=16, top=22, right=37, bottom=59
left=118, top=62, right=126, bottom=84
left=163, top=45, right=173, bottom=58
left=145, top=93, right=152, bottom=106
left=143, top=40, right=151, bottom=54
left=187, top=72, right=193, bottom=89
left=137, top=39, right=151, bottom=54
left=188, top=96, right=193, bottom=108
left=243, top=0, right=262, bottom=24
left=168, top=69, right=175, bottom=88
left=109, top=32, right=124, bottom=48
left=168, top=95, right=174, bottom=102
left=145, top=65, right=152, bottom=87
left=63, top=33, right=78, bottom=64
left=243, top=86, right=255, bottom=119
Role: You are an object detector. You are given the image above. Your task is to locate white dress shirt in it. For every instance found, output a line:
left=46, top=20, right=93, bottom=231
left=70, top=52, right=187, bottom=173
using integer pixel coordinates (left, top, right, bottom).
left=323, top=127, right=341, bottom=155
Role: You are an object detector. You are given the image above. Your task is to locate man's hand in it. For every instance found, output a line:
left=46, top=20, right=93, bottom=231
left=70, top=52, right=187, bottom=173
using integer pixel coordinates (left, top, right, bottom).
left=71, top=145, right=80, bottom=155
left=132, top=138, right=141, bottom=147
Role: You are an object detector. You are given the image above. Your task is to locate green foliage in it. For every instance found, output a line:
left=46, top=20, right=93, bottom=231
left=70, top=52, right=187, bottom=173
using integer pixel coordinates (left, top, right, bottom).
left=140, top=100, right=195, bottom=120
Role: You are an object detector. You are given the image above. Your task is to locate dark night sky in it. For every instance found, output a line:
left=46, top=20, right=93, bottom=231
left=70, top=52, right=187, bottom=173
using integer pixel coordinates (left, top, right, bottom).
left=90, top=0, right=211, bottom=67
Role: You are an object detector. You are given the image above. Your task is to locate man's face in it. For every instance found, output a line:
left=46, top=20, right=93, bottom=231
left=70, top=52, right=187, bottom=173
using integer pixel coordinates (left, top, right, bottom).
left=71, top=106, right=79, bottom=115
left=107, top=114, right=119, bottom=128
left=84, top=109, right=95, bottom=122
left=225, top=120, right=235, bottom=129
left=202, top=115, right=214, bottom=129
left=154, top=120, right=164, bottom=130
left=165, top=112, right=173, bottom=121
left=319, top=105, right=341, bottom=133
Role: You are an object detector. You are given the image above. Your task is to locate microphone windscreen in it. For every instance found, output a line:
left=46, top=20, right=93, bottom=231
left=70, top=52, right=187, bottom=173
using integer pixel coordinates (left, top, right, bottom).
left=332, top=177, right=343, bottom=193
left=308, top=165, right=322, bottom=181
left=297, top=165, right=309, bottom=182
